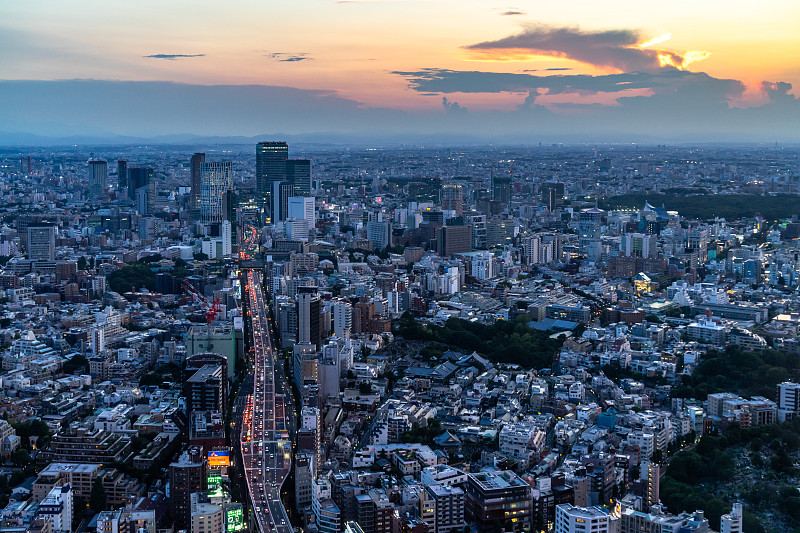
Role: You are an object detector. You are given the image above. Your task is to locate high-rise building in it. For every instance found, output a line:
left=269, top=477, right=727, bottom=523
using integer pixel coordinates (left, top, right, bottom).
left=437, top=225, right=472, bottom=257
left=623, top=233, right=658, bottom=258
left=285, top=218, right=311, bottom=242
left=201, top=162, right=234, bottom=226
left=190, top=152, right=206, bottom=217
left=554, top=505, right=611, bottom=533
left=169, top=446, right=206, bottom=527
left=88, top=160, right=108, bottom=202
left=296, top=452, right=316, bottom=512
left=272, top=181, right=295, bottom=223
left=640, top=460, right=660, bottom=509
left=256, top=142, right=289, bottom=221
left=426, top=484, right=466, bottom=533
left=440, top=183, right=464, bottom=216
left=289, top=196, right=316, bottom=228
left=27, top=225, right=56, bottom=261
left=367, top=220, right=392, bottom=251
left=541, top=182, right=565, bottom=212
left=288, top=159, right=312, bottom=197
left=185, top=364, right=226, bottom=414
left=333, top=301, right=352, bottom=339
left=777, top=381, right=800, bottom=422
left=492, top=175, right=512, bottom=205
left=466, top=471, right=532, bottom=533
left=128, top=167, right=155, bottom=214
left=297, top=287, right=322, bottom=349
left=116, top=160, right=127, bottom=190
left=579, top=207, right=605, bottom=261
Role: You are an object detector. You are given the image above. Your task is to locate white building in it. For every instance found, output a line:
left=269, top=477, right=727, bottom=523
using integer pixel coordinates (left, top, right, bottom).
left=555, top=504, right=612, bottom=533
left=288, top=196, right=316, bottom=228
left=720, top=503, right=743, bottom=533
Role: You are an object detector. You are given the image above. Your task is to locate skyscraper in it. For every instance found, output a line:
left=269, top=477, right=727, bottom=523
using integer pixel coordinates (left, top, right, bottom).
left=27, top=225, right=56, bottom=261
left=116, top=160, right=127, bottom=190
left=492, top=175, right=512, bottom=205
left=579, top=207, right=605, bottom=261
left=200, top=161, right=234, bottom=226
left=440, top=183, right=464, bottom=216
left=541, top=182, right=565, bottom=212
left=297, top=287, right=322, bottom=349
left=128, top=167, right=155, bottom=214
left=287, top=159, right=312, bottom=197
left=289, top=196, right=316, bottom=228
left=88, top=160, right=108, bottom=203
left=256, top=142, right=288, bottom=221
left=272, top=181, right=295, bottom=223
left=190, top=152, right=206, bottom=218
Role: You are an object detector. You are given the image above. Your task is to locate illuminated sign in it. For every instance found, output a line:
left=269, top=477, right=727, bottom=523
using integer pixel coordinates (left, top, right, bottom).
left=208, top=450, right=230, bottom=467
left=227, top=505, right=245, bottom=531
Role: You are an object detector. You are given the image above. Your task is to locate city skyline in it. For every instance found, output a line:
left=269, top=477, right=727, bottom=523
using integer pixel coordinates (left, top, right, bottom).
left=2, top=1, right=800, bottom=142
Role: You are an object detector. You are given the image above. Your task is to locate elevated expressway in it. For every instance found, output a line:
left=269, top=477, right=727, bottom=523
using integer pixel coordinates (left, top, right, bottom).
left=241, top=269, right=292, bottom=533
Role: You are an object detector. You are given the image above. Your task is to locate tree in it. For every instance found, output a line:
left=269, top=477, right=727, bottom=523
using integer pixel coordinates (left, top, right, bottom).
left=77, top=256, right=87, bottom=270
left=11, top=448, right=29, bottom=467
left=89, top=477, right=107, bottom=513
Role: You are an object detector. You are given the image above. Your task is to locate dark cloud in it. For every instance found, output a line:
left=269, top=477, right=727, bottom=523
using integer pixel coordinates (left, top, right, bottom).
left=464, top=25, right=684, bottom=71
left=522, top=68, right=573, bottom=72
left=394, top=68, right=715, bottom=95
left=268, top=52, right=312, bottom=62
left=501, top=10, right=526, bottom=16
left=442, top=97, right=467, bottom=114
left=143, top=53, right=205, bottom=60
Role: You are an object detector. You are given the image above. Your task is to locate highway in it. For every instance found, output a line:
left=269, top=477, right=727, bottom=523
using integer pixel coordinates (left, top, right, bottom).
left=241, top=269, right=293, bottom=533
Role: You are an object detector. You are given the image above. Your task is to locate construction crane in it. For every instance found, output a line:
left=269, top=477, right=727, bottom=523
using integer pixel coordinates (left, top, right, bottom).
left=182, top=279, right=221, bottom=324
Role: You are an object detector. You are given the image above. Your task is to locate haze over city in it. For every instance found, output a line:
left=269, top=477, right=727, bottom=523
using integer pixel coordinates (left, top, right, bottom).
left=2, top=0, right=800, bottom=142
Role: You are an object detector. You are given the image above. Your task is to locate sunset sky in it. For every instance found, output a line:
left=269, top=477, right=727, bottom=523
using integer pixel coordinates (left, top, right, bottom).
left=2, top=0, right=800, bottom=141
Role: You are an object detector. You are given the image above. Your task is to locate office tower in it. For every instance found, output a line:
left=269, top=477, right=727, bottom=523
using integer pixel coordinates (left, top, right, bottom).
left=285, top=218, right=310, bottom=241
left=200, top=161, right=234, bottom=226
left=272, top=181, right=295, bottom=223
left=437, top=225, right=472, bottom=256
left=367, top=220, right=392, bottom=250
left=720, top=503, right=743, bottom=533
left=492, top=174, right=512, bottom=205
left=623, top=233, right=658, bottom=258
left=185, top=364, right=226, bottom=414
left=288, top=159, right=312, bottom=197
left=554, top=505, right=611, bottom=533
left=466, top=471, right=532, bottom=533
left=128, top=167, right=155, bottom=214
left=297, top=287, right=322, bottom=349
left=289, top=196, right=316, bottom=228
left=116, top=160, right=127, bottom=190
left=440, top=183, right=464, bottom=216
left=27, top=225, right=56, bottom=261
left=190, top=152, right=206, bottom=217
left=541, top=182, right=565, bottom=212
left=88, top=160, right=108, bottom=202
left=256, top=141, right=289, bottom=221
left=579, top=207, right=605, bottom=261
left=169, top=446, right=207, bottom=527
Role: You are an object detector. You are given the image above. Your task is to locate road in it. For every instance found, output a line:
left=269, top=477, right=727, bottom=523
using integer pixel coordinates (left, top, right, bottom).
left=240, top=269, right=293, bottom=533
